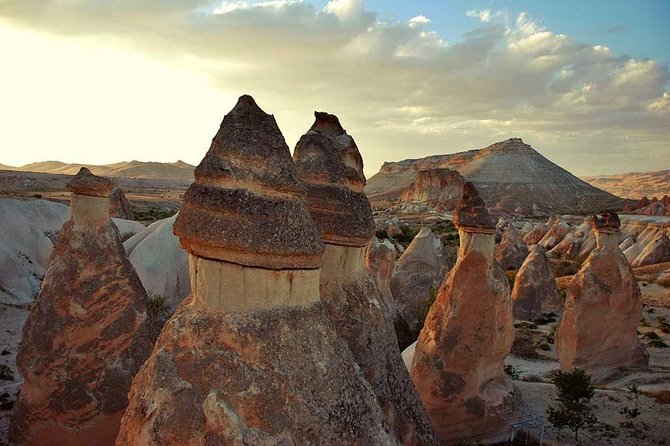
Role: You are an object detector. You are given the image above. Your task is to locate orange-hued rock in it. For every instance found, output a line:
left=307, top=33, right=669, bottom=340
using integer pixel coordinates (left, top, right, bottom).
left=512, top=245, right=561, bottom=320
left=630, top=233, right=670, bottom=267
left=110, top=187, right=134, bottom=220
left=539, top=218, right=572, bottom=250
left=400, top=168, right=465, bottom=208
left=9, top=168, right=157, bottom=446
left=495, top=225, right=528, bottom=270
left=295, top=112, right=437, bottom=445
left=411, top=183, right=518, bottom=443
left=523, top=223, right=548, bottom=245
left=556, top=212, right=648, bottom=380
left=365, top=236, right=397, bottom=312
left=547, top=220, right=595, bottom=261
left=118, top=97, right=396, bottom=445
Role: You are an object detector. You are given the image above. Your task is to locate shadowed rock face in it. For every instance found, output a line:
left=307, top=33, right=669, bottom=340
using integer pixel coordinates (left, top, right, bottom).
left=365, top=236, right=397, bottom=312
left=110, top=187, right=134, bottom=220
left=512, top=245, right=561, bottom=320
left=293, top=111, right=374, bottom=247
left=9, top=169, right=157, bottom=446
left=495, top=226, right=529, bottom=270
left=118, top=97, right=397, bottom=445
left=556, top=212, right=649, bottom=380
left=411, top=183, right=518, bottom=443
left=174, top=95, right=324, bottom=270
left=400, top=168, right=465, bottom=207
left=295, top=112, right=437, bottom=445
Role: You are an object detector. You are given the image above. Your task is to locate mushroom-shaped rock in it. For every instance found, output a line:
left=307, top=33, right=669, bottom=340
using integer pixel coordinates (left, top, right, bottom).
left=495, top=225, right=529, bottom=270
left=556, top=212, right=648, bottom=380
left=9, top=168, right=157, bottom=446
left=294, top=111, right=437, bottom=445
left=410, top=183, right=518, bottom=443
left=390, top=227, right=446, bottom=338
left=117, top=97, right=397, bottom=445
left=512, top=245, right=561, bottom=320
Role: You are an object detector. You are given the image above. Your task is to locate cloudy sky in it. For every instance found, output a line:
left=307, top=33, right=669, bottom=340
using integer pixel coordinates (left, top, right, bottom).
left=1, top=0, right=668, bottom=177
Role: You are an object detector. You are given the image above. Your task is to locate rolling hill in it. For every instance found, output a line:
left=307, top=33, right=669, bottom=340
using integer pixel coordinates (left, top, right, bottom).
left=0, top=160, right=195, bottom=181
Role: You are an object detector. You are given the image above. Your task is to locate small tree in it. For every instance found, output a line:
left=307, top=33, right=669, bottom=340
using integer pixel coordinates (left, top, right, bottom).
left=547, top=368, right=596, bottom=444
left=619, top=384, right=641, bottom=427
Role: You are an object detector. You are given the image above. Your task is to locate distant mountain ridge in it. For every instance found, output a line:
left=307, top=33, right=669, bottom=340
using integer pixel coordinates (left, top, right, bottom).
left=0, top=160, right=195, bottom=181
left=366, top=138, right=629, bottom=216
left=583, top=170, right=670, bottom=200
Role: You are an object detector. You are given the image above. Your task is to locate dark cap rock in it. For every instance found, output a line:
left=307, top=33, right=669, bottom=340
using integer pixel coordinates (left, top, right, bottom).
left=66, top=167, right=112, bottom=197
left=453, top=182, right=494, bottom=232
left=174, top=95, right=324, bottom=269
left=293, top=112, right=374, bottom=247
left=591, top=211, right=621, bottom=233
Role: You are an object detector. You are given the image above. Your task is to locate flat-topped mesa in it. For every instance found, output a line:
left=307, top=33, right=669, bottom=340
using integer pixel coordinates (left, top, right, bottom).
left=173, top=96, right=324, bottom=313
left=294, top=112, right=438, bottom=445
left=293, top=111, right=374, bottom=281
left=410, top=181, right=518, bottom=443
left=174, top=95, right=323, bottom=271
left=118, top=97, right=396, bottom=445
left=556, top=210, right=648, bottom=380
left=66, top=167, right=113, bottom=227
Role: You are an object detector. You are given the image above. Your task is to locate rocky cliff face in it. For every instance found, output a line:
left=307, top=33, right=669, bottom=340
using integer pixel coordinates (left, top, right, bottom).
left=366, top=138, right=627, bottom=216
left=400, top=168, right=464, bottom=208
left=9, top=168, right=157, bottom=446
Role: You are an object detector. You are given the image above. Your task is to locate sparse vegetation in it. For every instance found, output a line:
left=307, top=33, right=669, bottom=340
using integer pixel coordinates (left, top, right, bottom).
left=533, top=313, right=557, bottom=325
left=550, top=259, right=582, bottom=278
left=619, top=384, right=641, bottom=428
left=147, top=293, right=171, bottom=323
left=547, top=368, right=597, bottom=444
left=643, top=331, right=668, bottom=348
left=640, top=317, right=651, bottom=328
left=392, top=225, right=419, bottom=247
left=514, top=321, right=538, bottom=329
left=0, top=364, right=14, bottom=381
left=375, top=229, right=389, bottom=240
left=135, top=207, right=177, bottom=224
left=504, top=364, right=520, bottom=380
left=657, top=316, right=670, bottom=334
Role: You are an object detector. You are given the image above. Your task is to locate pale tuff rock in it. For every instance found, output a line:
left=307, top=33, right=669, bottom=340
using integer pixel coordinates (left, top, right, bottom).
left=9, top=168, right=156, bottom=446
left=365, top=236, right=397, bottom=313
left=548, top=220, right=595, bottom=261
left=411, top=183, right=518, bottom=443
left=630, top=233, right=670, bottom=268
left=390, top=227, right=446, bottom=333
left=539, top=218, right=571, bottom=250
left=118, top=96, right=397, bottom=445
left=556, top=212, right=648, bottom=380
left=400, top=168, right=465, bottom=209
left=523, top=223, right=549, bottom=245
left=295, top=111, right=437, bottom=445
left=495, top=225, right=529, bottom=270
left=512, top=245, right=561, bottom=320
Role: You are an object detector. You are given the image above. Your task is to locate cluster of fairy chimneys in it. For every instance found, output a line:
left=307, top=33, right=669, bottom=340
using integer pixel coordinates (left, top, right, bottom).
left=8, top=94, right=648, bottom=446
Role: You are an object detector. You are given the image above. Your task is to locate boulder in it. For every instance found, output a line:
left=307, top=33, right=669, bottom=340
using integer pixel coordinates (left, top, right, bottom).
left=538, top=218, right=571, bottom=250
left=9, top=168, right=158, bottom=446
left=512, top=245, right=561, bottom=320
left=631, top=233, right=670, bottom=267
left=411, top=182, right=519, bottom=443
left=124, top=215, right=189, bottom=311
left=294, top=111, right=437, bottom=445
left=547, top=220, right=595, bottom=261
left=390, top=227, right=445, bottom=334
left=523, top=223, right=548, bottom=245
left=556, top=212, right=648, bottom=380
left=495, top=225, right=529, bottom=270
left=117, top=96, right=396, bottom=445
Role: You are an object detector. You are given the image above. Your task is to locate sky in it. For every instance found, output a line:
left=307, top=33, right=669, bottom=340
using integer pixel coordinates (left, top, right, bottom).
left=0, top=0, right=668, bottom=178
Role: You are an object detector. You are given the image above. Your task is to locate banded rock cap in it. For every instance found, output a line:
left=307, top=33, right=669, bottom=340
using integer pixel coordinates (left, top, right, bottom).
left=591, top=211, right=621, bottom=233
left=174, top=95, right=324, bottom=269
left=293, top=111, right=374, bottom=247
left=453, top=182, right=494, bottom=233
left=66, top=167, right=112, bottom=197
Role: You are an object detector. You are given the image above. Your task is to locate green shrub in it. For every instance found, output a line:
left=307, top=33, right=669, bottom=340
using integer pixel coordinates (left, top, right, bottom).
left=375, top=229, right=389, bottom=240
left=504, top=364, right=520, bottom=380
left=547, top=368, right=597, bottom=444
left=147, top=293, right=171, bottom=323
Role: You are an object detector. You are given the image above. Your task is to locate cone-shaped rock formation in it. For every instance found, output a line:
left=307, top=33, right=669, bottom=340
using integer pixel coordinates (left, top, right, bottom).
left=9, top=168, right=157, bottom=446
left=365, top=236, right=397, bottom=313
left=495, top=225, right=529, bottom=270
left=512, top=245, right=561, bottom=320
left=411, top=182, right=518, bottom=443
left=117, top=97, right=397, bottom=445
left=294, top=111, right=437, bottom=445
left=556, top=212, right=648, bottom=380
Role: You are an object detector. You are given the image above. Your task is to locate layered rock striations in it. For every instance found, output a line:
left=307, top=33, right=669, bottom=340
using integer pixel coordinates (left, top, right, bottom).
left=400, top=168, right=465, bottom=208
left=512, top=245, right=561, bottom=320
left=117, top=97, right=397, bottom=445
left=556, top=212, right=648, bottom=380
left=9, top=168, right=157, bottom=446
left=410, top=182, right=518, bottom=443
left=294, top=111, right=437, bottom=445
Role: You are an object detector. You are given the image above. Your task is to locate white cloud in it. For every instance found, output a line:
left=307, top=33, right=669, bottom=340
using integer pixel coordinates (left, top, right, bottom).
left=0, top=2, right=667, bottom=176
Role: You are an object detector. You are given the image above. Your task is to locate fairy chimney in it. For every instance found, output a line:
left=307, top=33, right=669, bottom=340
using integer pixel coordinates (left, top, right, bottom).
left=410, top=182, right=519, bottom=443
left=293, top=111, right=437, bottom=445
left=117, top=96, right=397, bottom=445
